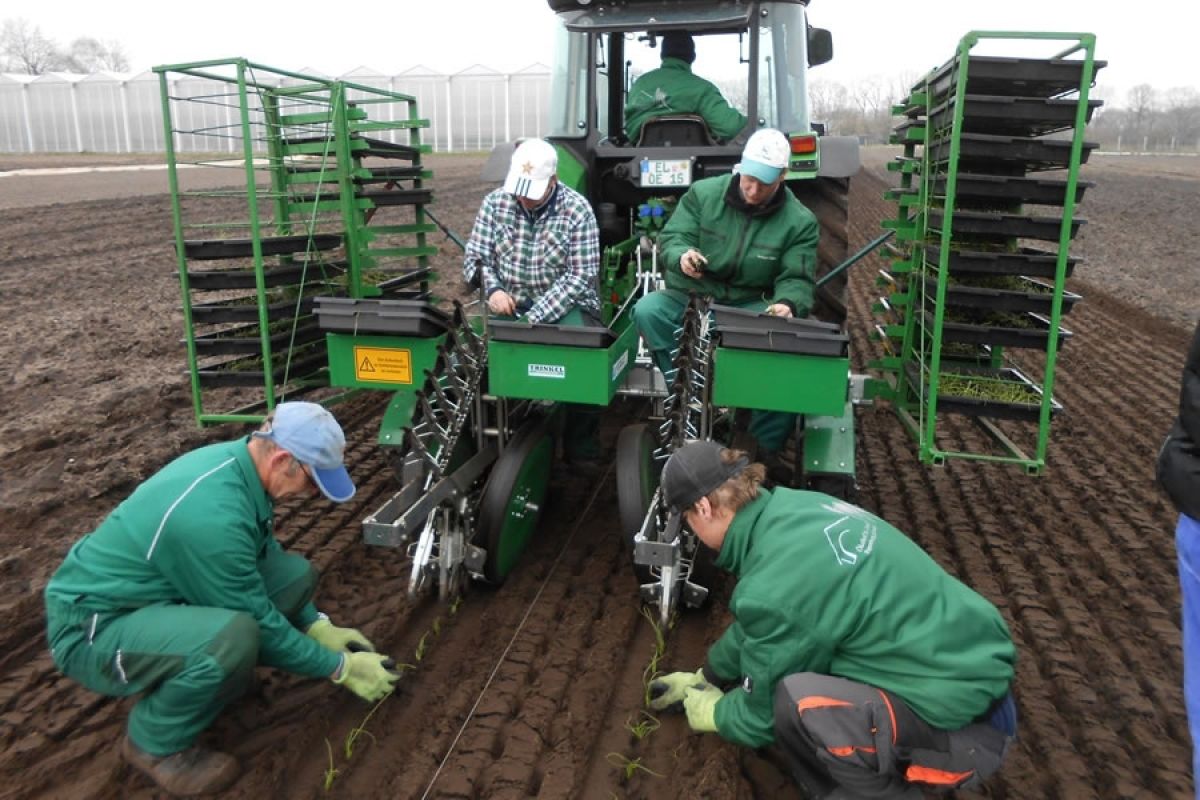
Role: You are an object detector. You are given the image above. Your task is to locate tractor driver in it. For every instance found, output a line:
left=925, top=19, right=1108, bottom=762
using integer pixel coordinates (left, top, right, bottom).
left=631, top=128, right=818, bottom=470
left=648, top=441, right=1018, bottom=799
left=44, top=402, right=401, bottom=797
left=624, top=31, right=748, bottom=145
left=463, top=137, right=604, bottom=470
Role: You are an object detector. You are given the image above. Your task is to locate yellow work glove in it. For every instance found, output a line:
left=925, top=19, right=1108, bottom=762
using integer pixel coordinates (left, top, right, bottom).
left=647, top=668, right=709, bottom=712
left=333, top=651, right=401, bottom=702
left=683, top=684, right=722, bottom=733
left=306, top=616, right=375, bottom=653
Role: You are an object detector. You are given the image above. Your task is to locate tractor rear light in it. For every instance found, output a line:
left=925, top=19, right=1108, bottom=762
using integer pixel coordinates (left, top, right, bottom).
left=789, top=135, right=818, bottom=155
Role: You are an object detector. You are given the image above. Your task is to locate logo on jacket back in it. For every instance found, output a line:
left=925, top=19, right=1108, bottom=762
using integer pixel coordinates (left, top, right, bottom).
left=820, top=499, right=878, bottom=567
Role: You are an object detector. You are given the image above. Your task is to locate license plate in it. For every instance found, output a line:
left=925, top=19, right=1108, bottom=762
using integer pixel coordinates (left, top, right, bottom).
left=639, top=158, right=692, bottom=188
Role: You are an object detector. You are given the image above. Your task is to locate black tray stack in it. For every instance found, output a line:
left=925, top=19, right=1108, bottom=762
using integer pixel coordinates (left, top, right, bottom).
left=873, top=33, right=1104, bottom=471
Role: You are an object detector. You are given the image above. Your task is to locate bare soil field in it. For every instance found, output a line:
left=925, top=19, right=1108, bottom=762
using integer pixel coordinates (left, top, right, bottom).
left=0, top=150, right=1197, bottom=799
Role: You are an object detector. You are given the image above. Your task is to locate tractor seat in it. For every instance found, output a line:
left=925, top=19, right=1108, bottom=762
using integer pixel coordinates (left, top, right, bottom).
left=635, top=114, right=718, bottom=147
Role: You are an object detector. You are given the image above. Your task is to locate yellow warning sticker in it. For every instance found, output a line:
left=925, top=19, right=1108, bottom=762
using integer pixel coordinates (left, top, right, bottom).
left=353, top=346, right=412, bottom=384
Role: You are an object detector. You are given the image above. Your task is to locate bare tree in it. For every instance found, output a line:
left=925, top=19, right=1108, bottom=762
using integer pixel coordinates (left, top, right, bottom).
left=1162, top=86, right=1200, bottom=148
left=0, top=18, right=64, bottom=74
left=1124, top=83, right=1158, bottom=143
left=65, top=36, right=130, bottom=73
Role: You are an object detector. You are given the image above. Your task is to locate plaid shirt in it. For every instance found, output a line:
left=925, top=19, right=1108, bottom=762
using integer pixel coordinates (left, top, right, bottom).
left=463, top=183, right=601, bottom=324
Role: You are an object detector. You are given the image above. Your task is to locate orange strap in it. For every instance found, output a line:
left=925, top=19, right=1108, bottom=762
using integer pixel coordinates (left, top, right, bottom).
left=795, top=695, right=854, bottom=713
left=905, top=765, right=974, bottom=786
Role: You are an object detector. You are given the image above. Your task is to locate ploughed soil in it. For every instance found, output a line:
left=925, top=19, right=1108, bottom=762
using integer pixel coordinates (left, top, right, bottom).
left=0, top=150, right=1198, bottom=800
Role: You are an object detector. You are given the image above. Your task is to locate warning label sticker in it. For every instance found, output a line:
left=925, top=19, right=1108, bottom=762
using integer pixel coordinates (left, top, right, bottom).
left=353, top=346, right=412, bottom=384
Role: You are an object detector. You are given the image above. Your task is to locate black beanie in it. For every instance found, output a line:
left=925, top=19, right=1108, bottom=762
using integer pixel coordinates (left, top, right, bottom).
left=661, top=32, right=696, bottom=64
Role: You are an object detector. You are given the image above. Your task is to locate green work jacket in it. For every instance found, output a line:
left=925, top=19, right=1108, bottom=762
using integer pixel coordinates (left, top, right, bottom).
left=659, top=174, right=818, bottom=316
left=624, top=58, right=748, bottom=143
left=707, top=488, right=1015, bottom=748
left=44, top=438, right=340, bottom=679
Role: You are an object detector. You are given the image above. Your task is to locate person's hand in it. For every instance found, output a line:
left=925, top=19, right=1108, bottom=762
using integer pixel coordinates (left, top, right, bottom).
left=648, top=668, right=709, bottom=711
left=680, top=249, right=707, bottom=280
left=488, top=290, right=517, bottom=316
left=683, top=683, right=722, bottom=732
left=306, top=618, right=375, bottom=653
left=765, top=303, right=793, bottom=318
left=333, top=651, right=401, bottom=701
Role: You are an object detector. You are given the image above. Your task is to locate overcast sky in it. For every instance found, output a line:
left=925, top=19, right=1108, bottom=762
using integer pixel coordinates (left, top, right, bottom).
left=17, top=0, right=1179, bottom=102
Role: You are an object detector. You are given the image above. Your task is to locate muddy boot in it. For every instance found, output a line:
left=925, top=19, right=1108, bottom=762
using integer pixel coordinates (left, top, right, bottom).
left=121, top=735, right=240, bottom=796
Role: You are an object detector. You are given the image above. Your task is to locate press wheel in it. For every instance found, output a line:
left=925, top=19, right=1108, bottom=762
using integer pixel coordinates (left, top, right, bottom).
left=476, top=419, right=555, bottom=584
left=616, top=423, right=659, bottom=584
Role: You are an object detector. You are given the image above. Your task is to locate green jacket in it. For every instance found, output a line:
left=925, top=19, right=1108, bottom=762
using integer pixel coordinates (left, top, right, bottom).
left=44, top=438, right=340, bottom=679
left=659, top=174, right=818, bottom=316
left=707, top=488, right=1015, bottom=748
left=624, top=58, right=748, bottom=143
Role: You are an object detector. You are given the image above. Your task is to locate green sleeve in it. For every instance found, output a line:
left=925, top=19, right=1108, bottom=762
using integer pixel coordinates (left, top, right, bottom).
left=697, top=82, right=748, bottom=142
left=705, top=621, right=745, bottom=682
left=158, top=499, right=339, bottom=679
left=713, top=595, right=833, bottom=748
left=770, top=210, right=819, bottom=316
left=262, top=536, right=320, bottom=629
left=658, top=185, right=703, bottom=280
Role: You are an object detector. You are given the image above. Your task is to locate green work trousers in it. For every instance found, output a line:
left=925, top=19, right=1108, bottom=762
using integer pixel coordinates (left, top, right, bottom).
left=632, top=289, right=795, bottom=452
left=45, top=549, right=317, bottom=756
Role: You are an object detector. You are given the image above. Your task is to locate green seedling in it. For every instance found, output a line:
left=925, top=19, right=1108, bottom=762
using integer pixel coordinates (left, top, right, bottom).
left=344, top=695, right=388, bottom=759
left=414, top=632, right=430, bottom=662
left=323, top=738, right=339, bottom=793
left=449, top=595, right=463, bottom=616
left=606, top=752, right=663, bottom=781
left=431, top=617, right=442, bottom=637
left=625, top=710, right=661, bottom=741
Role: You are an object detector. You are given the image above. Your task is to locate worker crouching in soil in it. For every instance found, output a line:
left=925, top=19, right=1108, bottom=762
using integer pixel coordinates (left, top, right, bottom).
left=44, top=402, right=400, bottom=797
left=649, top=441, right=1017, bottom=799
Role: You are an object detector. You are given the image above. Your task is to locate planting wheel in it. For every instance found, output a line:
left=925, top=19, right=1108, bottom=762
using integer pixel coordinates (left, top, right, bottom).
left=476, top=418, right=555, bottom=584
left=616, top=423, right=659, bottom=584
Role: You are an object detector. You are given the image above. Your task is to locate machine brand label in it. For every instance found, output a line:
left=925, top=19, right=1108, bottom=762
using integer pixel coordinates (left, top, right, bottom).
left=354, top=346, right=412, bottom=384
left=528, top=363, right=565, bottom=379
left=611, top=350, right=629, bottom=381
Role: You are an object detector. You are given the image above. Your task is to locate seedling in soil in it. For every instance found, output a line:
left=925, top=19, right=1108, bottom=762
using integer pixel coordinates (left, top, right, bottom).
left=323, top=738, right=339, bottom=792
left=414, top=632, right=430, bottom=662
left=344, top=695, right=389, bottom=759
left=625, top=710, right=661, bottom=741
left=606, top=752, right=663, bottom=782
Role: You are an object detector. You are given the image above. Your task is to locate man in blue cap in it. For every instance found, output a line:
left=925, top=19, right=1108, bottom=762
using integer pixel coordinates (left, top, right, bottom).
left=44, top=401, right=400, bottom=797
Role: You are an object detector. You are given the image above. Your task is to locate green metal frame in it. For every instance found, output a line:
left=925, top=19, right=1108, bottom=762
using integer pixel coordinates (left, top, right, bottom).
left=870, top=32, right=1099, bottom=474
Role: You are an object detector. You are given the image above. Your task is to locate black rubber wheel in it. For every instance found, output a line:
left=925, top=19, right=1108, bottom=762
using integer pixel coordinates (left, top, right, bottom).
left=475, top=418, right=555, bottom=584
left=789, top=176, right=850, bottom=326
left=616, top=423, right=660, bottom=584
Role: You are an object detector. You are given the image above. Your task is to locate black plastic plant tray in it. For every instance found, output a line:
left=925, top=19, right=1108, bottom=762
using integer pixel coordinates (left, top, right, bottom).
left=373, top=268, right=432, bottom=294
left=920, top=275, right=1082, bottom=316
left=930, top=173, right=1090, bottom=207
left=182, top=234, right=342, bottom=261
left=903, top=362, right=1061, bottom=422
left=316, top=297, right=452, bottom=337
left=488, top=320, right=616, bottom=348
left=186, top=261, right=347, bottom=291
left=925, top=55, right=1107, bottom=100
left=923, top=310, right=1072, bottom=350
left=350, top=136, right=420, bottom=160
left=718, top=327, right=848, bottom=357
left=357, top=187, right=433, bottom=207
left=190, top=296, right=318, bottom=325
left=927, top=133, right=1096, bottom=172
left=355, top=165, right=424, bottom=183
left=196, top=350, right=328, bottom=388
left=191, top=320, right=325, bottom=355
left=927, top=210, right=1083, bottom=242
left=924, top=246, right=1077, bottom=279
left=928, top=95, right=1101, bottom=137
left=711, top=305, right=842, bottom=335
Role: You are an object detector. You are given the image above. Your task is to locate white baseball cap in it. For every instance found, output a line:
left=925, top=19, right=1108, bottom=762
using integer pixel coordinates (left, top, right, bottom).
left=503, top=138, right=558, bottom=200
left=737, top=129, right=791, bottom=184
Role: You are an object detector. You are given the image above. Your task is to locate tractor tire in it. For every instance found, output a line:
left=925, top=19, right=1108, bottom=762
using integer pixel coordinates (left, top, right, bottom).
left=789, top=176, right=851, bottom=326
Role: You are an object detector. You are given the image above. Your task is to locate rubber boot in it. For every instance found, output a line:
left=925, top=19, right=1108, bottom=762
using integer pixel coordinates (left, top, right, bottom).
left=121, top=735, right=240, bottom=796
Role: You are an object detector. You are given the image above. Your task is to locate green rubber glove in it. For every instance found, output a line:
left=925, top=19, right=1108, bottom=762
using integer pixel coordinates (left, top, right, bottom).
left=307, top=617, right=375, bottom=653
left=647, top=669, right=709, bottom=711
left=683, top=684, right=722, bottom=733
left=333, top=651, right=401, bottom=702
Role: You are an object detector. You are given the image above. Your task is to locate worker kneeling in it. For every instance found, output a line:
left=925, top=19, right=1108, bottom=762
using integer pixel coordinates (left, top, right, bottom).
left=649, top=441, right=1017, bottom=799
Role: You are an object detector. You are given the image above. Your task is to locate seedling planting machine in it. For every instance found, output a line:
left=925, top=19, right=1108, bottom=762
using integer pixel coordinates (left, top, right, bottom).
left=158, top=6, right=1102, bottom=625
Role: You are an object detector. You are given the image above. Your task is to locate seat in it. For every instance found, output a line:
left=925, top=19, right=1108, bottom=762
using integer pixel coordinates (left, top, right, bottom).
left=635, top=114, right=718, bottom=147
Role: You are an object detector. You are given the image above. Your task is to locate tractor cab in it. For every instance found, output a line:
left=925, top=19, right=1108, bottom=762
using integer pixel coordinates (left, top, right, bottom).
left=540, top=0, right=855, bottom=246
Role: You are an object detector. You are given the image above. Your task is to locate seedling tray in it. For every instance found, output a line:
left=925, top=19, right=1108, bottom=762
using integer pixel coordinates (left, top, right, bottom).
left=927, top=210, right=1083, bottom=242
left=928, top=95, right=1101, bottom=137
left=927, top=133, right=1096, bottom=172
left=357, top=187, right=433, bottom=207
left=920, top=275, right=1082, bottom=316
left=355, top=165, right=424, bottom=183
left=924, top=245, right=1076, bottom=279
left=192, top=319, right=325, bottom=355
left=316, top=297, right=452, bottom=337
left=488, top=320, right=616, bottom=348
left=904, top=362, right=1061, bottom=422
left=930, top=173, right=1090, bottom=207
left=186, top=261, right=347, bottom=291
left=711, top=305, right=842, bottom=335
left=349, top=136, right=420, bottom=160
left=196, top=348, right=328, bottom=388
left=182, top=233, right=342, bottom=261
left=921, top=310, right=1072, bottom=349
left=190, top=295, right=318, bottom=325
left=925, top=55, right=1107, bottom=100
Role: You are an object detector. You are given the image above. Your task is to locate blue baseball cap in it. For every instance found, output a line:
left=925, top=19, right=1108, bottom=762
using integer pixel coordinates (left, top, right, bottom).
left=254, top=402, right=355, bottom=502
